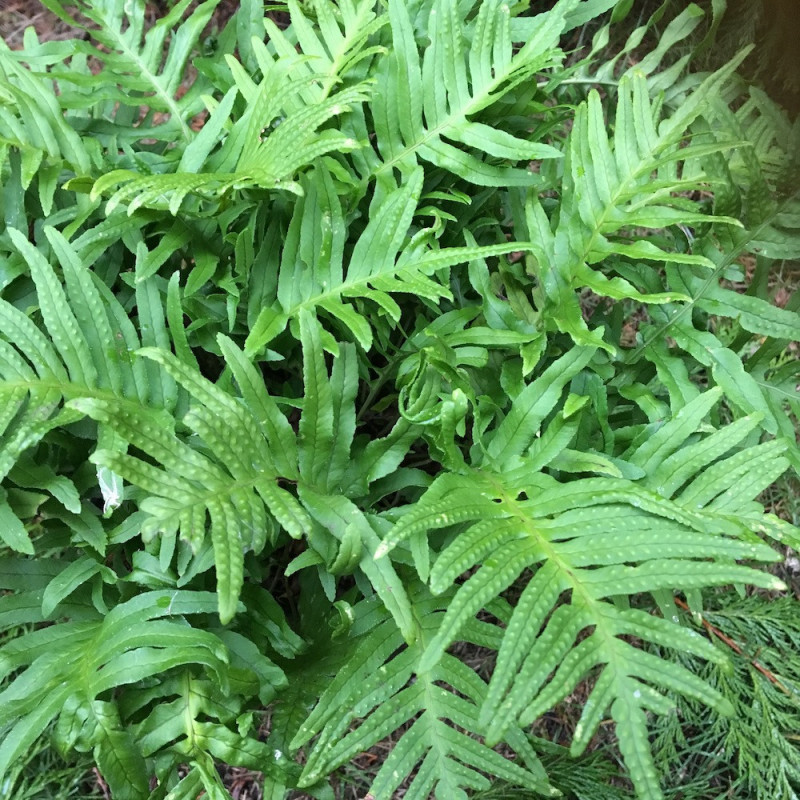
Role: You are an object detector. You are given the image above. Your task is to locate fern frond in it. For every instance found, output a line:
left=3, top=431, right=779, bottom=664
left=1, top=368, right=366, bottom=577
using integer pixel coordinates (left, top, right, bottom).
left=516, top=63, right=748, bottom=352
left=366, top=0, right=567, bottom=191
left=292, top=598, right=560, bottom=799
left=87, top=6, right=378, bottom=217
left=245, top=165, right=531, bottom=352
left=40, top=0, right=221, bottom=142
left=642, top=269, right=795, bottom=440
left=92, top=79, right=370, bottom=215
left=378, top=383, right=795, bottom=799
left=72, top=317, right=417, bottom=629
left=259, top=0, right=388, bottom=102
left=69, top=343, right=304, bottom=623
left=0, top=591, right=229, bottom=788
left=625, top=88, right=799, bottom=426
left=0, top=46, right=91, bottom=182
left=573, top=3, right=708, bottom=97
left=0, top=228, right=180, bottom=546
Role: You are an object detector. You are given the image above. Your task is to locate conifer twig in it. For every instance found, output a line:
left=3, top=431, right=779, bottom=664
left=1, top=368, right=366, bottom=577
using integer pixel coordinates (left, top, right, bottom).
left=674, top=597, right=790, bottom=694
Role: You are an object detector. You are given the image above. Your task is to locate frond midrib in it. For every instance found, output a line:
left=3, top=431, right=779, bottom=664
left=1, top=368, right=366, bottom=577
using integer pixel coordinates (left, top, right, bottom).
left=92, top=12, right=191, bottom=141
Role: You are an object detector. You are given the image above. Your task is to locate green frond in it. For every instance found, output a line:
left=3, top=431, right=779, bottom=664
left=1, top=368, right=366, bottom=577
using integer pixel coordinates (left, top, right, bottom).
left=246, top=165, right=529, bottom=352
left=292, top=601, right=559, bottom=799
left=0, top=228, right=180, bottom=549
left=0, top=591, right=228, bottom=781
left=516, top=64, right=750, bottom=351
left=483, top=345, right=597, bottom=464
left=368, top=0, right=566, bottom=191
left=377, top=382, right=795, bottom=799
left=260, top=0, right=388, bottom=102
left=69, top=364, right=292, bottom=623
left=298, top=488, right=416, bottom=641
left=92, top=78, right=370, bottom=215
left=40, top=0, right=221, bottom=143
left=0, top=48, right=91, bottom=180
left=67, top=315, right=416, bottom=628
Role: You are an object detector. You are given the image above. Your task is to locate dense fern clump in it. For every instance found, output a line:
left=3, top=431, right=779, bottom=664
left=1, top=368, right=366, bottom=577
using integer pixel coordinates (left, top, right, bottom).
left=0, top=0, right=798, bottom=798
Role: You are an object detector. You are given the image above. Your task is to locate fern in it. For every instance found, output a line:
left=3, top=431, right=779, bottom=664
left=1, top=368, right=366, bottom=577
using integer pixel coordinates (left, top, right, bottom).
left=375, top=387, right=788, bottom=798
left=40, top=0, right=221, bottom=143
left=0, top=227, right=178, bottom=540
left=245, top=167, right=531, bottom=353
left=292, top=595, right=559, bottom=799
left=0, top=589, right=244, bottom=798
left=0, top=0, right=799, bottom=798
left=363, top=0, right=567, bottom=192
